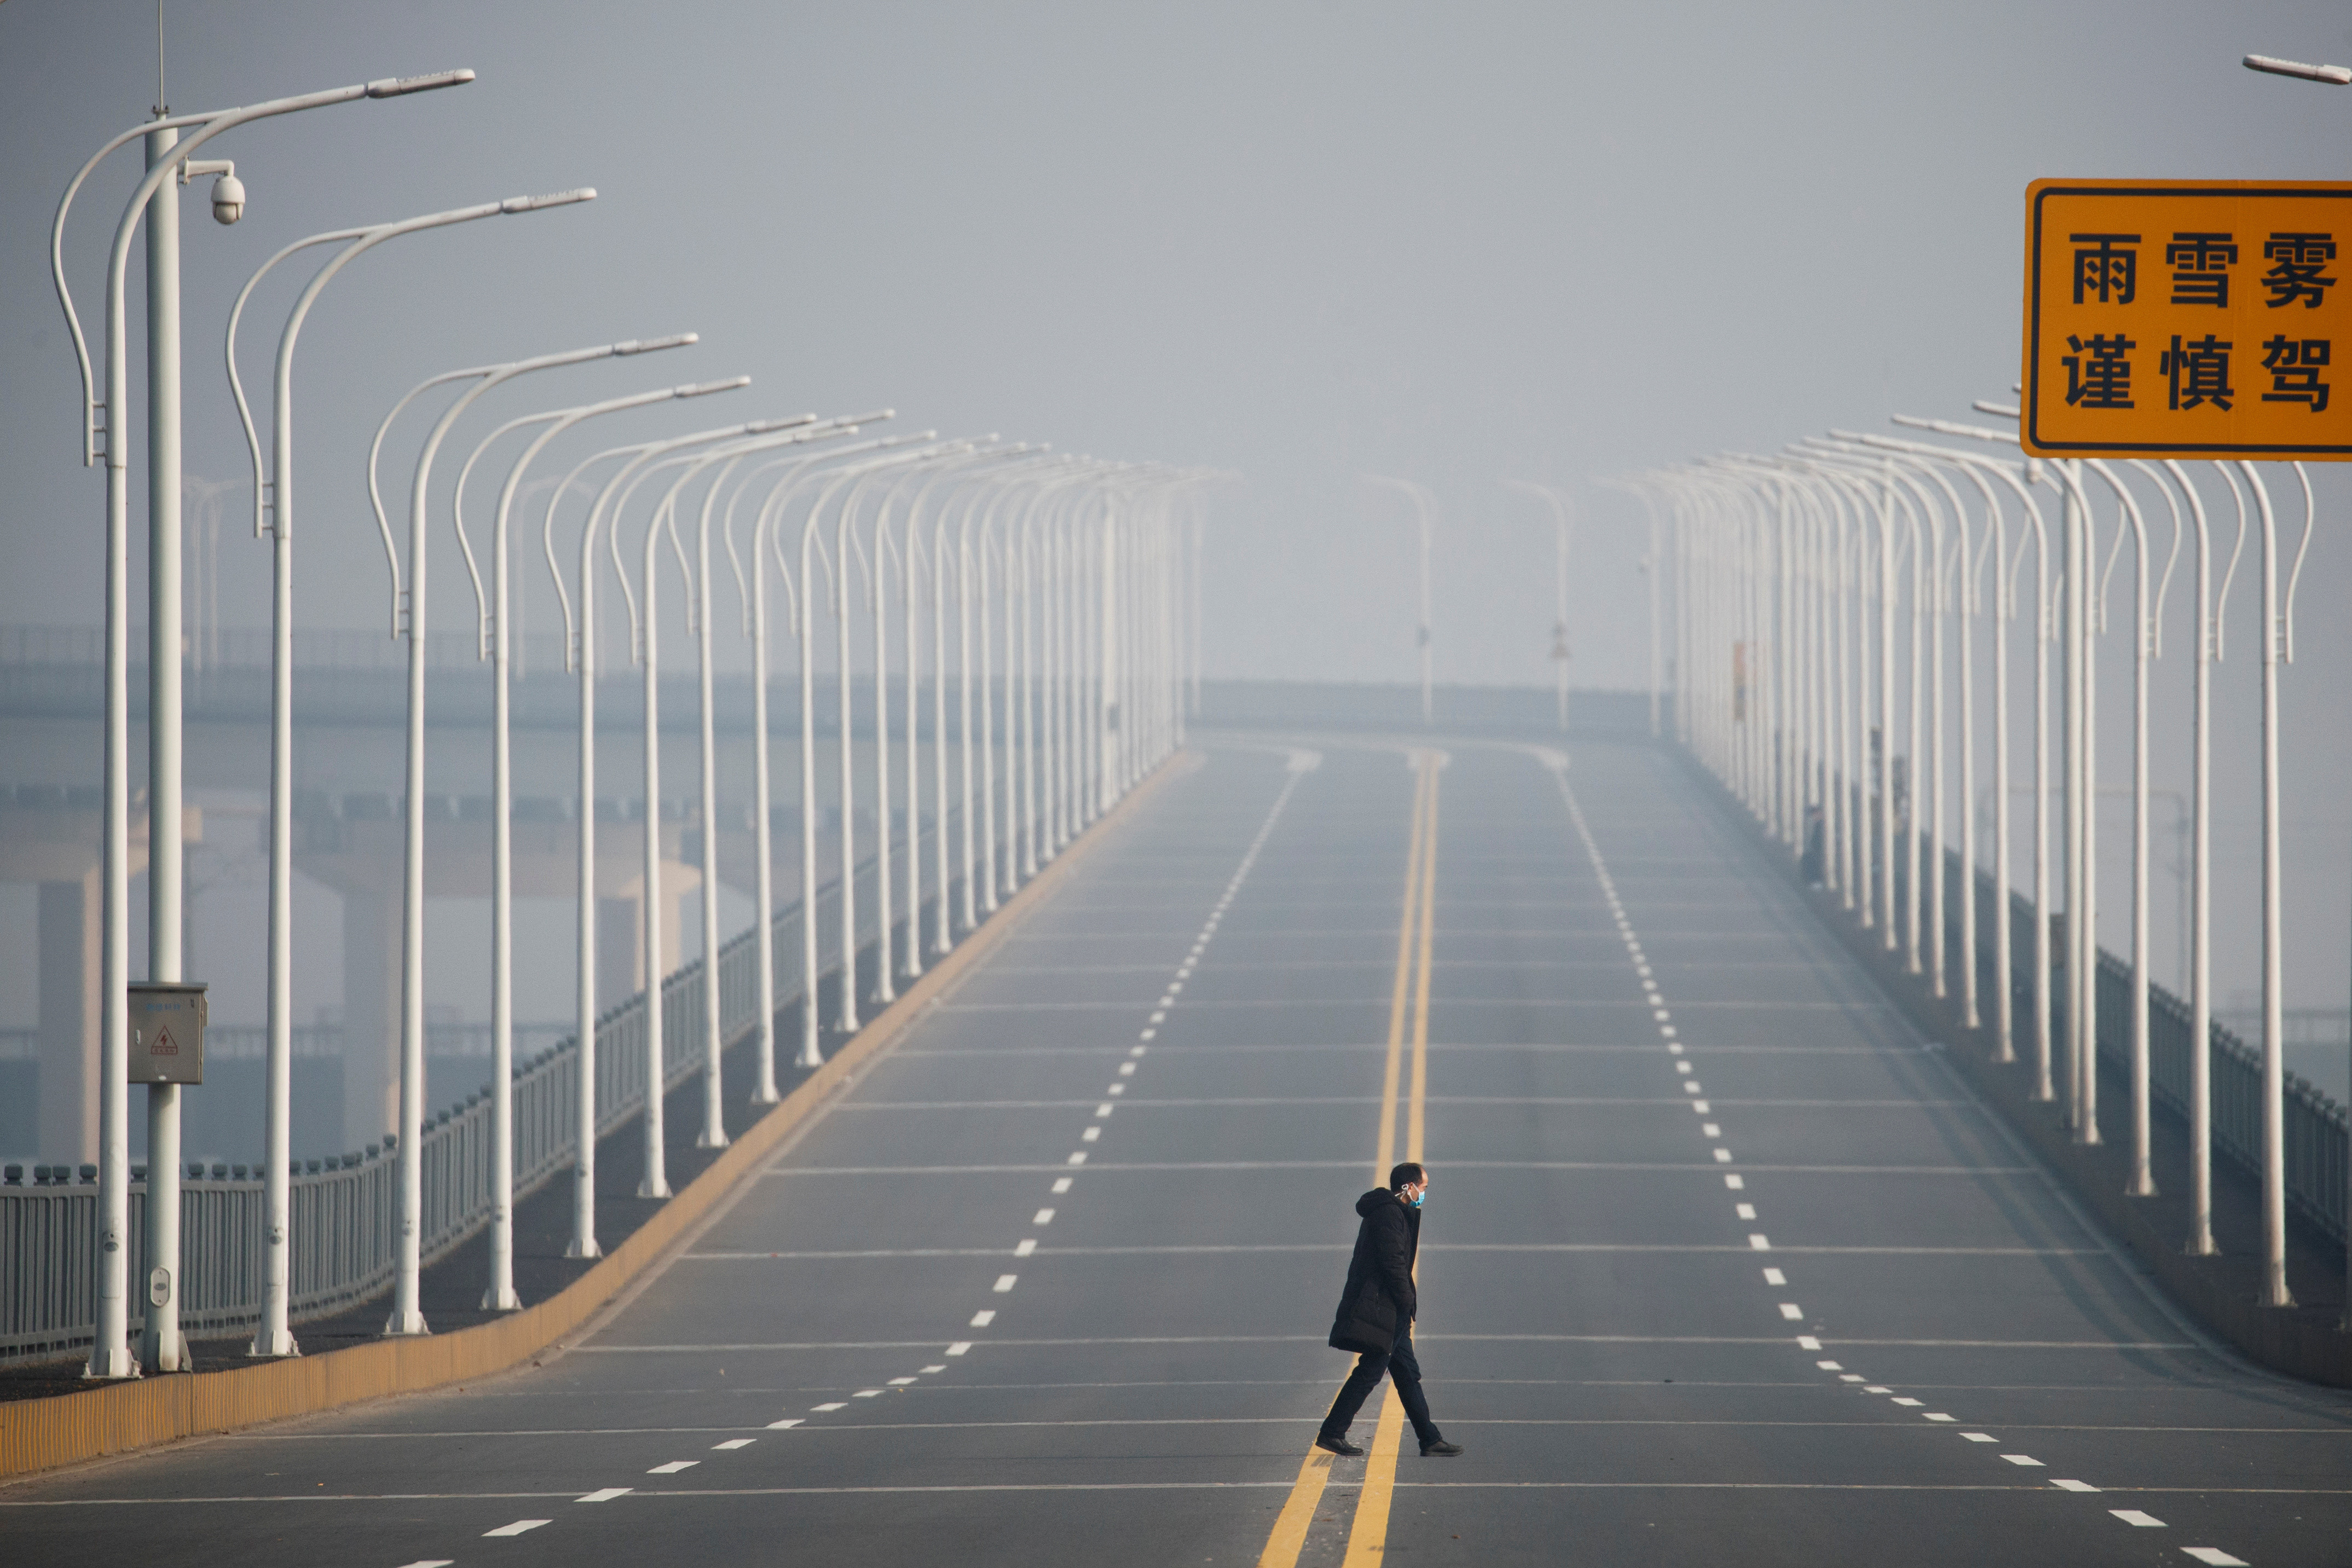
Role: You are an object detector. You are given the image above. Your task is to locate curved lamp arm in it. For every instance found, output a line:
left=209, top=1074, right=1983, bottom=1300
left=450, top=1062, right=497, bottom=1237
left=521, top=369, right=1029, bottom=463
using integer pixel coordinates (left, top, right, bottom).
left=227, top=225, right=366, bottom=540
left=56, top=70, right=475, bottom=465
left=2125, top=460, right=2186, bottom=657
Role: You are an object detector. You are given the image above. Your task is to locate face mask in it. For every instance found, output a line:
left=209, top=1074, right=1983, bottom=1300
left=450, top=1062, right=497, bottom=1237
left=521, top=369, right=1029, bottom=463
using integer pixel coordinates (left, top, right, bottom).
left=1405, top=1189, right=1425, bottom=1209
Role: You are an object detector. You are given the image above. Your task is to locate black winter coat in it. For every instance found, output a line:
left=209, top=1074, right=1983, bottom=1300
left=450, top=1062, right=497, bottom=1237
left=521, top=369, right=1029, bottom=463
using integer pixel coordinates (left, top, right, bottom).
left=1328, top=1188, right=1420, bottom=1354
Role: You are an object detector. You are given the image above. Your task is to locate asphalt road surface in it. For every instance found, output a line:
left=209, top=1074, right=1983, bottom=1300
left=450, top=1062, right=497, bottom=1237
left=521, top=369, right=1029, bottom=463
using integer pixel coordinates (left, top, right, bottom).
left=7, top=738, right=2349, bottom=1567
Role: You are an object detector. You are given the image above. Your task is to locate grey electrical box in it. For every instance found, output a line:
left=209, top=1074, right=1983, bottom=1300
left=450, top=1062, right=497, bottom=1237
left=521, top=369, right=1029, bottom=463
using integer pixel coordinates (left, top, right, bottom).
left=126, top=982, right=207, bottom=1085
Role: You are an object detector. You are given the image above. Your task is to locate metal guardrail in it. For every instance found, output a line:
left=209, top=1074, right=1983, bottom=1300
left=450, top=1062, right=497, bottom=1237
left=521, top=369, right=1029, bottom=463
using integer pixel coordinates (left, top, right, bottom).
left=0, top=622, right=568, bottom=675
left=0, top=829, right=925, bottom=1363
left=192, top=1023, right=578, bottom=1062
left=1817, top=803, right=2347, bottom=1246
left=1916, top=840, right=2349, bottom=1244
left=2212, top=1009, right=2352, bottom=1053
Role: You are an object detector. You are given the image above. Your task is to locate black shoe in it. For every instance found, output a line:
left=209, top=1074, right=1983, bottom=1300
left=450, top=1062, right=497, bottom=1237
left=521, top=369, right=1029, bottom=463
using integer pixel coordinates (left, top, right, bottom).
left=1315, top=1433, right=1364, bottom=1456
left=1420, top=1439, right=1464, bottom=1457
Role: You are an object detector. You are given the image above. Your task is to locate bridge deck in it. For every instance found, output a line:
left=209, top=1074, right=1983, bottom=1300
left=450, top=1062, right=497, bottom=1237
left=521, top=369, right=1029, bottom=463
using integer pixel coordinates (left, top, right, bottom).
left=7, top=739, right=2347, bottom=1566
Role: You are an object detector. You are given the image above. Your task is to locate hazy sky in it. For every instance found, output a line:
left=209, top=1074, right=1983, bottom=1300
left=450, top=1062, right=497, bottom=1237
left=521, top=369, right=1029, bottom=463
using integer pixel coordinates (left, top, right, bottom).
left=2, top=1, right=2347, bottom=1015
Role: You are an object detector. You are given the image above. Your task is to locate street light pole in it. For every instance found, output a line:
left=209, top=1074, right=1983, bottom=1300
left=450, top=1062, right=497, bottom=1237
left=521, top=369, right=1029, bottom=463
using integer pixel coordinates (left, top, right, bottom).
left=621, top=420, right=832, bottom=1178
left=1887, top=416, right=2060, bottom=1096
left=449, top=363, right=726, bottom=1305
left=385, top=274, right=658, bottom=1341
left=2085, top=460, right=2166, bottom=1196
left=944, top=456, right=1064, bottom=941
left=794, top=442, right=945, bottom=1060
left=2241, top=32, right=2352, bottom=1337
left=889, top=448, right=1026, bottom=976
left=2145, top=459, right=2239, bottom=1254
left=140, top=119, right=190, bottom=1376
left=2235, top=460, right=2318, bottom=1309
left=226, top=185, right=591, bottom=1349
left=1367, top=477, right=1436, bottom=724
left=1863, top=429, right=2052, bottom=1072
left=726, top=425, right=901, bottom=1095
left=53, top=63, right=475, bottom=1382
left=543, top=407, right=818, bottom=1246
left=864, top=449, right=983, bottom=1002
left=1504, top=482, right=1575, bottom=732
left=693, top=427, right=876, bottom=1139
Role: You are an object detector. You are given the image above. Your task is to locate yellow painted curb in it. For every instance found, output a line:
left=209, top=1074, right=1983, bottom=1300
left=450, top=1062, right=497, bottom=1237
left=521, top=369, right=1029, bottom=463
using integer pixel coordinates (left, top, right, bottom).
left=0, top=752, right=1198, bottom=1480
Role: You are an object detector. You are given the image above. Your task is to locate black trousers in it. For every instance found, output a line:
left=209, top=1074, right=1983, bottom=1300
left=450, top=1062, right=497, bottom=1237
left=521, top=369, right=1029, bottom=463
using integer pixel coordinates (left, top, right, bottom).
left=1320, top=1320, right=1442, bottom=1448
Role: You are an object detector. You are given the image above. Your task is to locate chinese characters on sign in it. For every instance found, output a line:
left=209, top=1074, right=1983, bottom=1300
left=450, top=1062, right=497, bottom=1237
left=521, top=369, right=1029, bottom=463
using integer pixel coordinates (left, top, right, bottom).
left=2022, top=181, right=2352, bottom=458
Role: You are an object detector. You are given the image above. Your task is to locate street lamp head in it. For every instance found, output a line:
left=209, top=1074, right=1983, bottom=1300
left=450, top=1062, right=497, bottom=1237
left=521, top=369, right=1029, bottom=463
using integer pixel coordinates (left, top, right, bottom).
left=677, top=377, right=752, bottom=398
left=616, top=333, right=697, bottom=355
left=209, top=172, right=246, bottom=225
left=503, top=187, right=596, bottom=213
left=365, top=68, right=479, bottom=98
left=2244, top=53, right=2352, bottom=84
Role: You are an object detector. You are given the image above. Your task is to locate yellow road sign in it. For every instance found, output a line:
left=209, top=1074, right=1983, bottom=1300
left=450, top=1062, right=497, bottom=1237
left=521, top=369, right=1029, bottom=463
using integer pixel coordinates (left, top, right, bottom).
left=2022, top=179, right=2352, bottom=458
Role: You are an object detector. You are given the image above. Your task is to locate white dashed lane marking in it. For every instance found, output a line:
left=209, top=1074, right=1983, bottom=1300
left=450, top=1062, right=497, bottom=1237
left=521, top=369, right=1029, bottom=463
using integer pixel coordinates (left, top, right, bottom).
left=483, top=1520, right=551, bottom=1537
left=576, top=1488, right=630, bottom=1502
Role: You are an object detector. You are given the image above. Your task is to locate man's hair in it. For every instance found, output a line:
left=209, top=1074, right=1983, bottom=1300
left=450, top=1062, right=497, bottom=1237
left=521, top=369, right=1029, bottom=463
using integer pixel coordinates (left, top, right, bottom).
left=1389, top=1161, right=1426, bottom=1190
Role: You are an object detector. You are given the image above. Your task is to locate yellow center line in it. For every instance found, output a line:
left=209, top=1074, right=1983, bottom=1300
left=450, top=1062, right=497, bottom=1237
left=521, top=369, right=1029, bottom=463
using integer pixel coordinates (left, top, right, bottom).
left=1407, top=761, right=1438, bottom=1166
left=1254, top=1445, right=1334, bottom=1568
left=1373, top=756, right=1429, bottom=1182
left=1342, top=1387, right=1408, bottom=1568
left=1258, top=753, right=1434, bottom=1568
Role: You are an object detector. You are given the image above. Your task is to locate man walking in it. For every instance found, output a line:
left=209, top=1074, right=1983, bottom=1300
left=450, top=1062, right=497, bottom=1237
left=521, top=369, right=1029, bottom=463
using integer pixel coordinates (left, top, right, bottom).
left=1316, top=1161, right=1461, bottom=1457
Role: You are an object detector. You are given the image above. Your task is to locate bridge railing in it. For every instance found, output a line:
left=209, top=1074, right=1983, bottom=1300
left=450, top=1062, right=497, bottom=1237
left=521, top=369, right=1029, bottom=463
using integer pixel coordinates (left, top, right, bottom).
left=0, top=822, right=940, bottom=1364
left=1770, top=782, right=2342, bottom=1246
left=1916, top=837, right=2348, bottom=1243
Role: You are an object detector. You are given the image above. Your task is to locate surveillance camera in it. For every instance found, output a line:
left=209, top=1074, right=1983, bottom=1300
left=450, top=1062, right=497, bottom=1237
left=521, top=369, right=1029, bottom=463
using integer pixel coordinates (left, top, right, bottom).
left=210, top=173, right=246, bottom=225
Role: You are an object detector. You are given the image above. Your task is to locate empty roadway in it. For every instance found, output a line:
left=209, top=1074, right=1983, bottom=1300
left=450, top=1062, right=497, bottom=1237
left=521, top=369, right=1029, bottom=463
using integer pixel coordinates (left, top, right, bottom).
left=4, top=738, right=2348, bottom=1567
